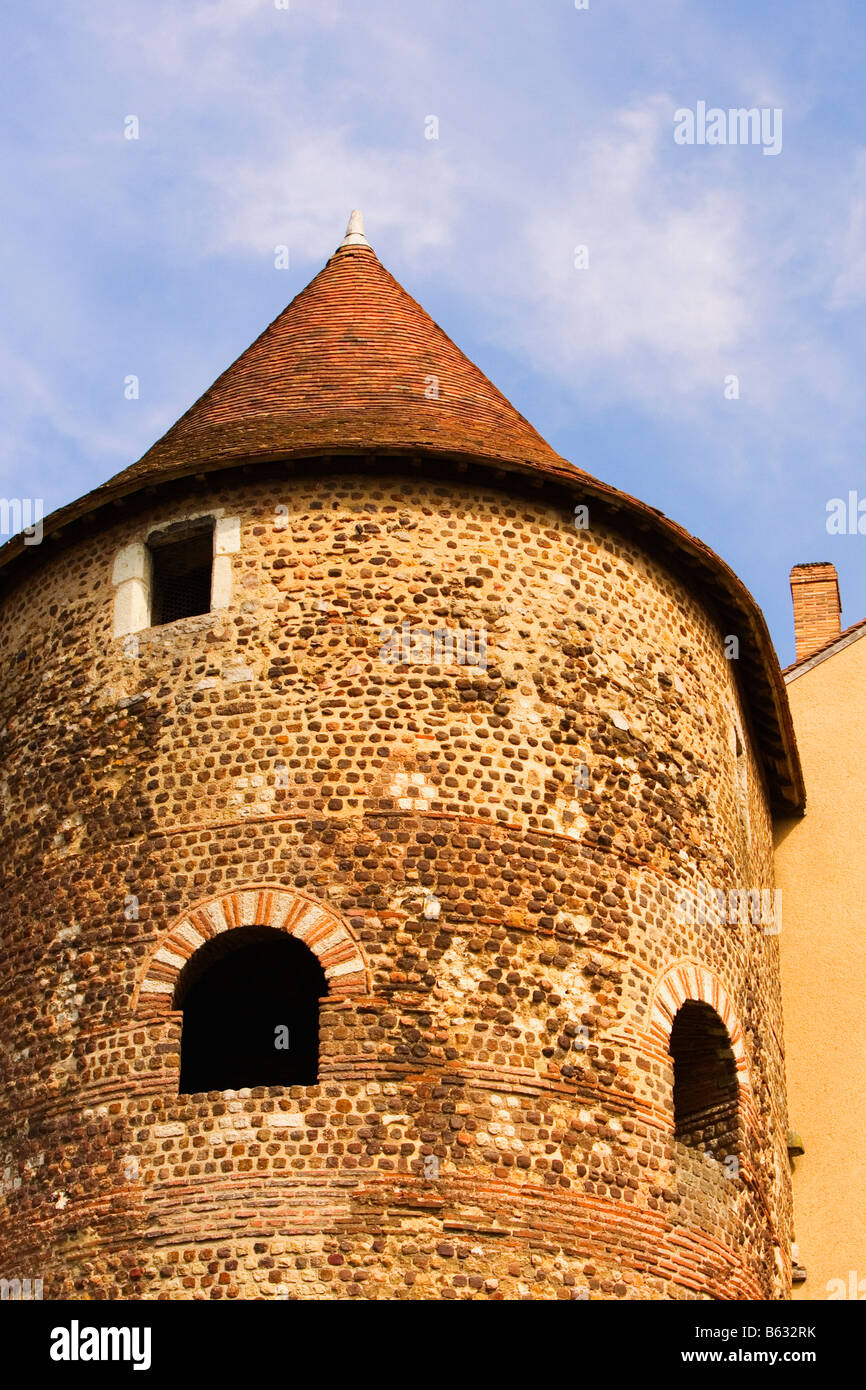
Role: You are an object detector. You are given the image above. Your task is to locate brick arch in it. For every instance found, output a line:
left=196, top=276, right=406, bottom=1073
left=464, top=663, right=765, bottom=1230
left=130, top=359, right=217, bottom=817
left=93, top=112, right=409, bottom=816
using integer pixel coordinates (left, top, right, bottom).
left=135, top=885, right=369, bottom=1016
left=648, top=961, right=751, bottom=1095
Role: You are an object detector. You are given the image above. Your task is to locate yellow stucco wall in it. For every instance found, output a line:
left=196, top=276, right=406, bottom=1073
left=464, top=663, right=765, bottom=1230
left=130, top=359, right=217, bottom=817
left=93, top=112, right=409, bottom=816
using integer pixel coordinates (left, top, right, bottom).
left=775, top=634, right=866, bottom=1301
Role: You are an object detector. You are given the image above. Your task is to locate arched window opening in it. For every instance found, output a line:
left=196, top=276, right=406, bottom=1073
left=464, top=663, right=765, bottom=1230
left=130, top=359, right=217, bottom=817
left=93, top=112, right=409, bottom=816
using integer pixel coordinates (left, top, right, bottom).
left=176, top=926, right=327, bottom=1095
left=670, top=1001, right=739, bottom=1161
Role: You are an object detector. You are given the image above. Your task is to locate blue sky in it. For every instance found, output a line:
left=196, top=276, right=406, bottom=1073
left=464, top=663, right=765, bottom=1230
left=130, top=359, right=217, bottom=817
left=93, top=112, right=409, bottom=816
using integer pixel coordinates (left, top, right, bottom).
left=2, top=0, right=865, bottom=665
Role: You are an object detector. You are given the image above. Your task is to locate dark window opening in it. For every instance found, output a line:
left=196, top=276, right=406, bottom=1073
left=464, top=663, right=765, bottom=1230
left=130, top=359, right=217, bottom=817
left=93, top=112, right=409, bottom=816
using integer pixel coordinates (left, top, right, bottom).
left=670, top=1001, right=740, bottom=1160
left=176, top=926, right=327, bottom=1094
left=149, top=522, right=213, bottom=626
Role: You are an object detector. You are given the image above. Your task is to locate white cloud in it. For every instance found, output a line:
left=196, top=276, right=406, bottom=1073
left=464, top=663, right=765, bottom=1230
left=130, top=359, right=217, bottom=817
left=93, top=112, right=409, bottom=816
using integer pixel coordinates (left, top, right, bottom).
left=201, top=130, right=461, bottom=269
left=505, top=98, right=752, bottom=400
left=829, top=150, right=866, bottom=309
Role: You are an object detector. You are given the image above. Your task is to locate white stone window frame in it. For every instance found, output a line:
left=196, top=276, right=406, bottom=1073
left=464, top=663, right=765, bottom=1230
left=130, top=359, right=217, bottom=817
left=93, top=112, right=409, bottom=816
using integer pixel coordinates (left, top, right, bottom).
left=112, top=510, right=241, bottom=638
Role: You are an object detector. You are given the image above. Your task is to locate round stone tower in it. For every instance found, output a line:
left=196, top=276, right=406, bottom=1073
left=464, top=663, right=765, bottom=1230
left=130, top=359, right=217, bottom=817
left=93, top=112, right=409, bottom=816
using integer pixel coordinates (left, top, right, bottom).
left=0, top=214, right=803, bottom=1301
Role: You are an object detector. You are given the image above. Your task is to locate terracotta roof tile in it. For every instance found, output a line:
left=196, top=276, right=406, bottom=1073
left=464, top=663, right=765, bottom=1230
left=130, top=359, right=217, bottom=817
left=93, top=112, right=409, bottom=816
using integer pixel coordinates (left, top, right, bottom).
left=112, top=240, right=576, bottom=489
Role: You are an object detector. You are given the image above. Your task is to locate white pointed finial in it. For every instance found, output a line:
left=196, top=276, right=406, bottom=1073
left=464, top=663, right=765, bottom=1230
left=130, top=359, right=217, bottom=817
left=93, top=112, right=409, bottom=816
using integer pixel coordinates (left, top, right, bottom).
left=339, top=209, right=370, bottom=248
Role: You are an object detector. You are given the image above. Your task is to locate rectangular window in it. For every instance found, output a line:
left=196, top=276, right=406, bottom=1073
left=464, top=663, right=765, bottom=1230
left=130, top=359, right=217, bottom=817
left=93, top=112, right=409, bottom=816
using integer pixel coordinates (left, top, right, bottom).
left=148, top=519, right=214, bottom=626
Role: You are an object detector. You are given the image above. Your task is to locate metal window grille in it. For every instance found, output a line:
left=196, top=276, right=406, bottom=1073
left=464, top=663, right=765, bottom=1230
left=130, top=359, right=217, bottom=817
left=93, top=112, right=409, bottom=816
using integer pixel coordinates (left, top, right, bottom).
left=149, top=528, right=213, bottom=626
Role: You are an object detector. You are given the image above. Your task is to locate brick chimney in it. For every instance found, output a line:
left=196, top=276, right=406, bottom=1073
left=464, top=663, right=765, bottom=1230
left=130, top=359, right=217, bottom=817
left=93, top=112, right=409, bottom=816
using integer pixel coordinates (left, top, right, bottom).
left=790, top=562, right=842, bottom=662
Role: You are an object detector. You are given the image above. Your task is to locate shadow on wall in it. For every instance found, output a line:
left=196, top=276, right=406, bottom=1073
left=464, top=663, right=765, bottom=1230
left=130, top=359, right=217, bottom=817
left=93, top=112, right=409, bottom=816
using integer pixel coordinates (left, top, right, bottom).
left=670, top=1000, right=740, bottom=1161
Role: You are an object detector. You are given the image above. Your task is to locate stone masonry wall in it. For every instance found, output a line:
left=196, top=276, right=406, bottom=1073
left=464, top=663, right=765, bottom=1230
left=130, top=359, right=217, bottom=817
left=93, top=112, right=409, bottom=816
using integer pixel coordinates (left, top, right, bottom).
left=0, top=469, right=792, bottom=1299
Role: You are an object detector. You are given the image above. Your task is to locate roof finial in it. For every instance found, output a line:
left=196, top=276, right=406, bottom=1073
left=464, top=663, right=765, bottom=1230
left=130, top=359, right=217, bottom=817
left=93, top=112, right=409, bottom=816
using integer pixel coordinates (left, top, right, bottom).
left=339, top=209, right=371, bottom=249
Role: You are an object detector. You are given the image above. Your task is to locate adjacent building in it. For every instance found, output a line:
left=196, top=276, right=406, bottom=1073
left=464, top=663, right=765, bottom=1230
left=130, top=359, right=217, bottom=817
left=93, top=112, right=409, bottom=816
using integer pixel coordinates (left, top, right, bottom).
left=776, top=562, right=866, bottom=1301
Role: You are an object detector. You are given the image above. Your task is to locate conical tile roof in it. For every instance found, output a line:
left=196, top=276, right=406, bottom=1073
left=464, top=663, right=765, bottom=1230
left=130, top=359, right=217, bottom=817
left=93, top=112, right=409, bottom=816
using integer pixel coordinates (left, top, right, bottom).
left=111, top=212, right=576, bottom=491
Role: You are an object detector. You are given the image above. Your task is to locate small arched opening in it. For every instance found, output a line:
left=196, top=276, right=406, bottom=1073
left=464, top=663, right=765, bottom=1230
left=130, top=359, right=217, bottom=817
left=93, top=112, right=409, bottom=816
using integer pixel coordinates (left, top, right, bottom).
left=669, top=1000, right=740, bottom=1160
left=176, top=925, right=327, bottom=1094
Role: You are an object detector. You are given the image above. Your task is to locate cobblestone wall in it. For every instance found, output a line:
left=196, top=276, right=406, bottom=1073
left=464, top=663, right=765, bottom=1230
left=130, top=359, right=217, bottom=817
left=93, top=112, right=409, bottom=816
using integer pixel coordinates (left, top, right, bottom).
left=0, top=469, right=792, bottom=1299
